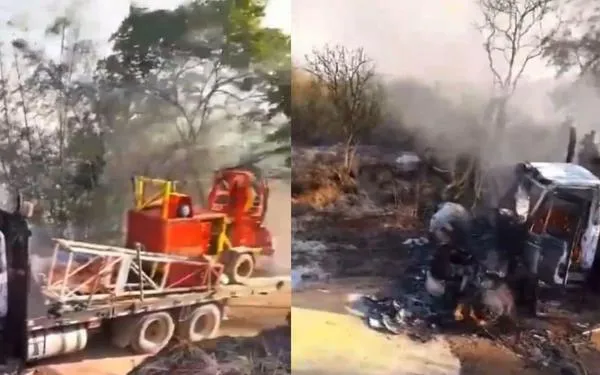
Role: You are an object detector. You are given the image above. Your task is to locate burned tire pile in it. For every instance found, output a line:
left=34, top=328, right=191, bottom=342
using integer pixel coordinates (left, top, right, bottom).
left=127, top=326, right=291, bottom=375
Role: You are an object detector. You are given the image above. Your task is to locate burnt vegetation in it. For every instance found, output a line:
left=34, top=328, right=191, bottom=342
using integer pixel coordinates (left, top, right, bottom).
left=292, top=0, right=600, bottom=374
left=292, top=0, right=600, bottom=213
left=129, top=325, right=290, bottom=375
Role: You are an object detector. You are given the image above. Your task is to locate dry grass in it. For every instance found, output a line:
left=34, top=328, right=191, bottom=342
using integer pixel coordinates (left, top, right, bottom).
left=292, top=162, right=356, bottom=209
left=292, top=184, right=342, bottom=208
left=128, top=326, right=290, bottom=375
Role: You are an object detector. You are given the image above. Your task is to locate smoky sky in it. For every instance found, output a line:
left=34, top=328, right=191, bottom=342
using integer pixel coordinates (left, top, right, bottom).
left=292, top=0, right=555, bottom=84
left=0, top=0, right=290, bottom=61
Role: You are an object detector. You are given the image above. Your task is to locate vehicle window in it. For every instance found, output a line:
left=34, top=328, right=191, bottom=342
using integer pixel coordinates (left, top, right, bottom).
left=524, top=181, right=545, bottom=217
left=214, top=194, right=229, bottom=205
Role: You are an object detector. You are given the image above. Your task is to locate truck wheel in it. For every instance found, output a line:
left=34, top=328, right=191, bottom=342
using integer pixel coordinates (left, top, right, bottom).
left=176, top=303, right=221, bottom=342
left=223, top=252, right=255, bottom=284
left=130, top=312, right=175, bottom=354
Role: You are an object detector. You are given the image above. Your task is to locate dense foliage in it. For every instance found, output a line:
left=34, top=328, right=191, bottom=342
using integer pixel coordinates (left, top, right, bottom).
left=0, top=0, right=290, bottom=239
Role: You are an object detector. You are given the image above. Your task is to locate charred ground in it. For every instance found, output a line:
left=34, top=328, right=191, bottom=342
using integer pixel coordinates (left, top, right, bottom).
left=128, top=325, right=290, bottom=375
left=292, top=145, right=600, bottom=375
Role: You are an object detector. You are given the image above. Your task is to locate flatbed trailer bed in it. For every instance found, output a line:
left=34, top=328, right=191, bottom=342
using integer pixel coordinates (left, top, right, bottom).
left=21, top=275, right=290, bottom=364
left=28, top=276, right=290, bottom=331
left=15, top=238, right=290, bottom=365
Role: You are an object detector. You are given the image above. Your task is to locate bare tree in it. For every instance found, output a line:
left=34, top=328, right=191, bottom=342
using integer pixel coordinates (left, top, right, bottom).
left=305, top=45, right=382, bottom=172
left=477, top=0, right=558, bottom=132
left=137, top=58, right=271, bottom=201
left=463, top=0, right=560, bottom=208
left=2, top=16, right=107, bottom=237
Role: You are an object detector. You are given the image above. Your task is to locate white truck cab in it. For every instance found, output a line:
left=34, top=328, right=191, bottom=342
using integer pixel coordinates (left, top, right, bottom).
left=514, top=162, right=600, bottom=286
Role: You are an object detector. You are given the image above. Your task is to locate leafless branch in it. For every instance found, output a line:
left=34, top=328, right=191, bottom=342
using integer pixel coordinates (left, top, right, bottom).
left=477, top=0, right=559, bottom=93
left=304, top=45, right=382, bottom=170
left=476, top=0, right=559, bottom=135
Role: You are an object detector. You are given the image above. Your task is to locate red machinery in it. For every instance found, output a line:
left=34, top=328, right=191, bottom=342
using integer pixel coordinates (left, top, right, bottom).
left=207, top=166, right=273, bottom=254
left=125, top=167, right=273, bottom=285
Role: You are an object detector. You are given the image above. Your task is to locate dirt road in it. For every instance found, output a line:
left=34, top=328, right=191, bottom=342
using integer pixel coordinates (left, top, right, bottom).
left=292, top=280, right=461, bottom=375
left=293, top=278, right=598, bottom=375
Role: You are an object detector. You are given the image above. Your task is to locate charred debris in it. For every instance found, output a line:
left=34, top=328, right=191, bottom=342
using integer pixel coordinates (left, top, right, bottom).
left=128, top=325, right=291, bottom=375
left=344, top=131, right=600, bottom=373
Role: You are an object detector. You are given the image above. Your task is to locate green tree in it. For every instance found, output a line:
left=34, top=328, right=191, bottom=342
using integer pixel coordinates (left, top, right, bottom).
left=99, top=0, right=290, bottom=167
left=543, top=1, right=600, bottom=82
left=0, top=1, right=290, bottom=236
left=1, top=16, right=107, bottom=237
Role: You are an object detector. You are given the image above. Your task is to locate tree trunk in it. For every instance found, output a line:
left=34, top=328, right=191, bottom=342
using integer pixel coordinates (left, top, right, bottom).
left=343, top=133, right=356, bottom=173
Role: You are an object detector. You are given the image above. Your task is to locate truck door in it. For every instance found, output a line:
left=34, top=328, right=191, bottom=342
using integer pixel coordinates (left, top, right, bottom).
left=1, top=207, right=31, bottom=366
left=0, top=231, right=7, bottom=318
left=582, top=188, right=600, bottom=271
left=0, top=229, right=12, bottom=370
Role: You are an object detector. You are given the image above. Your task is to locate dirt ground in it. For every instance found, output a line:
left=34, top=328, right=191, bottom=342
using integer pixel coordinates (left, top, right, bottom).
left=129, top=322, right=290, bottom=375
left=292, top=208, right=600, bottom=375
left=293, top=280, right=600, bottom=375
left=30, top=178, right=292, bottom=375
left=292, top=280, right=461, bottom=375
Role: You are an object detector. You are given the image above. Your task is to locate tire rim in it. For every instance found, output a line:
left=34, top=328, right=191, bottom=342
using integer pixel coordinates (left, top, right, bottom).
left=192, top=311, right=218, bottom=337
left=143, top=318, right=169, bottom=346
left=236, top=257, right=253, bottom=278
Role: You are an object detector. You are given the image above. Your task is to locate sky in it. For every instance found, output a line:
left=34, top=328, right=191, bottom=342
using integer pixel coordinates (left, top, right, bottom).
left=0, top=0, right=290, bottom=58
left=292, top=0, right=556, bottom=84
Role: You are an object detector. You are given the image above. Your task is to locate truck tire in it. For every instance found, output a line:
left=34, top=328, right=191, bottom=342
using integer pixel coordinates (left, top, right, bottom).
left=176, top=303, right=221, bottom=342
left=223, top=252, right=255, bottom=284
left=130, top=312, right=175, bottom=354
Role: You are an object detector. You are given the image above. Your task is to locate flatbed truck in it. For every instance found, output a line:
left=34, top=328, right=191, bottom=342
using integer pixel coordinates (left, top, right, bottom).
left=0, top=202, right=289, bottom=374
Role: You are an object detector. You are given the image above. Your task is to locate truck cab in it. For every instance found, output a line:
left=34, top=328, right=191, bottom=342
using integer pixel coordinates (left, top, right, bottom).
left=0, top=196, right=33, bottom=373
left=508, top=162, right=600, bottom=288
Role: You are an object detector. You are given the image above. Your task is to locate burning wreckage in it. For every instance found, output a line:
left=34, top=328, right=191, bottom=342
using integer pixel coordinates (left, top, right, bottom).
left=351, top=162, right=600, bottom=340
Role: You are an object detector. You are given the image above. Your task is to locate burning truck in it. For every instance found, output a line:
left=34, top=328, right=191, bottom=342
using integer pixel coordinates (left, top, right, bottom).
left=426, top=161, right=600, bottom=323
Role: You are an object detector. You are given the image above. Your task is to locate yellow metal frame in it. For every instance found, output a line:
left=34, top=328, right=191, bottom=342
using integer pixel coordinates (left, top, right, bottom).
left=132, top=175, right=234, bottom=256
left=132, top=176, right=181, bottom=219
left=216, top=217, right=232, bottom=255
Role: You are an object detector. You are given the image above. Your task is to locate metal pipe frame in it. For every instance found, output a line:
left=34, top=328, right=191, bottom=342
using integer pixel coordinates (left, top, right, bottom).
left=43, top=239, right=224, bottom=304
